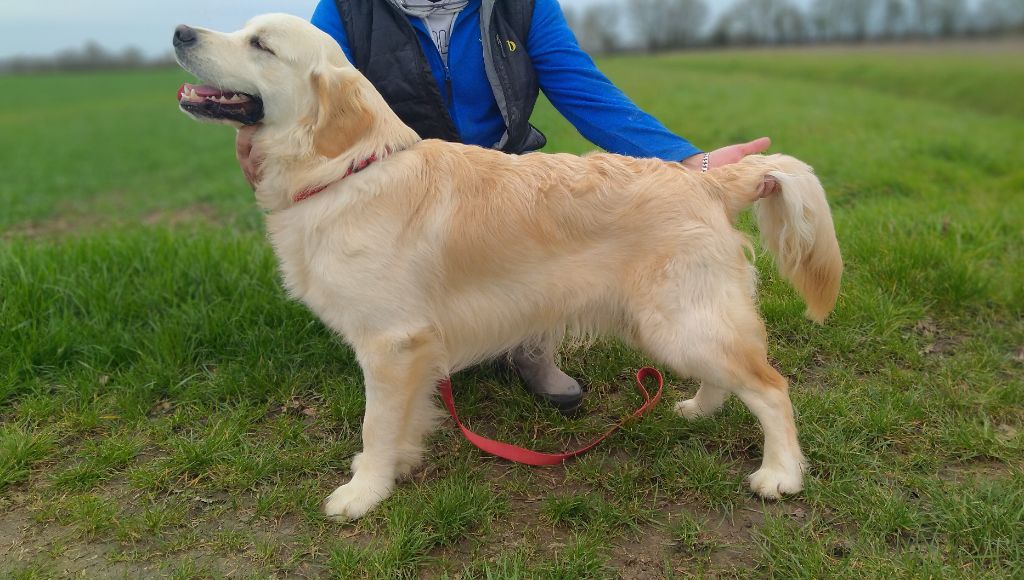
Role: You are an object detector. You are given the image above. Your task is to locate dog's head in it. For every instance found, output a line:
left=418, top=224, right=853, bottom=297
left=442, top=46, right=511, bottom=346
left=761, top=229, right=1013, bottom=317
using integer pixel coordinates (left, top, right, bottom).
left=173, top=14, right=377, bottom=157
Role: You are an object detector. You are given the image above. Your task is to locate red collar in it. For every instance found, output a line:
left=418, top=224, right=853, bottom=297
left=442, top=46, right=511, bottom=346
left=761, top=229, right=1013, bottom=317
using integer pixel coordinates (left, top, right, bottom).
left=293, top=148, right=393, bottom=204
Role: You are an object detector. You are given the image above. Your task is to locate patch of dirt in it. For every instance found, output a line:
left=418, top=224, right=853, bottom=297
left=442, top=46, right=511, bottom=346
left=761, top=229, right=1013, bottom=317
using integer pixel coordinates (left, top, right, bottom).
left=3, top=203, right=223, bottom=240
left=604, top=497, right=818, bottom=578
left=440, top=457, right=780, bottom=578
left=613, top=528, right=678, bottom=579
left=672, top=500, right=809, bottom=576
left=912, top=318, right=968, bottom=358
left=995, top=423, right=1020, bottom=444
left=1, top=489, right=331, bottom=578
left=2, top=216, right=105, bottom=240
left=0, top=499, right=164, bottom=578
left=939, top=459, right=1016, bottom=483
left=141, top=205, right=222, bottom=228
left=0, top=498, right=45, bottom=560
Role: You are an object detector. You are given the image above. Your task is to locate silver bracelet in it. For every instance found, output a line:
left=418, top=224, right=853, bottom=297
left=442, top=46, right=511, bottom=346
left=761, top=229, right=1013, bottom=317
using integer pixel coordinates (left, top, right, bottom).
left=701, top=152, right=710, bottom=173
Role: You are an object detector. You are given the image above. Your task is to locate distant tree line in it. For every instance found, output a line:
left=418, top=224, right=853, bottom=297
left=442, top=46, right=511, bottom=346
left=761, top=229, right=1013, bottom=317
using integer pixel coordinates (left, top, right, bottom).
left=565, top=0, right=1024, bottom=53
left=3, top=0, right=1022, bottom=73
left=0, top=42, right=175, bottom=74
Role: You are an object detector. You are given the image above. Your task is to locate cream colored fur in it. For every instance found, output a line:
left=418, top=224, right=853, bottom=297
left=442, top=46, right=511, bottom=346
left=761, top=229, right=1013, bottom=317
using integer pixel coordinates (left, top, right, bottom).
left=176, top=14, right=843, bottom=519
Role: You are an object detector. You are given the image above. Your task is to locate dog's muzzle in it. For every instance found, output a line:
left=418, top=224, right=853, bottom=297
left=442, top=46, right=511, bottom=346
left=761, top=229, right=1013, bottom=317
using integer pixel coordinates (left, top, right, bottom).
left=173, top=25, right=265, bottom=125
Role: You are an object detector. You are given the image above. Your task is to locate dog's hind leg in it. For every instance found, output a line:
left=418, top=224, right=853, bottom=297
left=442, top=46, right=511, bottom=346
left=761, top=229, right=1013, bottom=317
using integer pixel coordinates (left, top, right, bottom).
left=674, top=382, right=729, bottom=420
left=724, top=351, right=806, bottom=499
left=323, top=329, right=444, bottom=520
left=632, top=291, right=805, bottom=500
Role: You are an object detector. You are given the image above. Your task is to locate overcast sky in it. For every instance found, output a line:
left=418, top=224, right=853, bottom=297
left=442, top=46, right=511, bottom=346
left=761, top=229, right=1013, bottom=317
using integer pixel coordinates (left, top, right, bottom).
left=0, top=0, right=764, bottom=59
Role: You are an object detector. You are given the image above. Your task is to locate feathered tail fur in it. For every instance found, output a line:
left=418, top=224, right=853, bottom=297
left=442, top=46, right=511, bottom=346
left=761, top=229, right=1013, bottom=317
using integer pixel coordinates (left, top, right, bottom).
left=717, top=154, right=843, bottom=323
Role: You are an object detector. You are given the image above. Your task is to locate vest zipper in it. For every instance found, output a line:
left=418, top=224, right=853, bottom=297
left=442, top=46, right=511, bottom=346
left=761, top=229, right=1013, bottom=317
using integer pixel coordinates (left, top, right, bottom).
left=445, top=69, right=454, bottom=111
left=431, top=27, right=455, bottom=125
left=496, top=33, right=509, bottom=58
left=432, top=41, right=454, bottom=121
left=414, top=19, right=456, bottom=134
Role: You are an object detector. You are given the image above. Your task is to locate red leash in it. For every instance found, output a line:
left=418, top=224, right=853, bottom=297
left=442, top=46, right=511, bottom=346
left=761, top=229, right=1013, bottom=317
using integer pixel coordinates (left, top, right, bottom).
left=438, top=368, right=664, bottom=466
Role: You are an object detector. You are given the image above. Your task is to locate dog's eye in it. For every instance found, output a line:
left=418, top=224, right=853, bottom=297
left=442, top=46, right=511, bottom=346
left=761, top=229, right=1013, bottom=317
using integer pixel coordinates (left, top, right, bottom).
left=250, top=37, right=275, bottom=55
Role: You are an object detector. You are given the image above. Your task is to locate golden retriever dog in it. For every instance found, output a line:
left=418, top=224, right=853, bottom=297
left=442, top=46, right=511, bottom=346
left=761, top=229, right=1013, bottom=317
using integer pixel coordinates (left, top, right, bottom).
left=174, top=14, right=842, bottom=520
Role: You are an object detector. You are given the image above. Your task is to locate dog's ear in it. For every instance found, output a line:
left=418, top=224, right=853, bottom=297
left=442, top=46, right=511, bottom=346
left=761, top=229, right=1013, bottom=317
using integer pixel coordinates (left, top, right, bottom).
left=309, top=67, right=373, bottom=158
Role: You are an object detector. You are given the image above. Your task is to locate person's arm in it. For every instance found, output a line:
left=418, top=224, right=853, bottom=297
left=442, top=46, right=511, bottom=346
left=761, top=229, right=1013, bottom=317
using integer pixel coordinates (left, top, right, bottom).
left=527, top=0, right=697, bottom=161
left=527, top=0, right=772, bottom=171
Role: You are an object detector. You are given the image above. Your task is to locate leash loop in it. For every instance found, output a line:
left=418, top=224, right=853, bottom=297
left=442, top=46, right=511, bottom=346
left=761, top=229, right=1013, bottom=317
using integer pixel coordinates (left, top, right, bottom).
left=438, top=367, right=664, bottom=466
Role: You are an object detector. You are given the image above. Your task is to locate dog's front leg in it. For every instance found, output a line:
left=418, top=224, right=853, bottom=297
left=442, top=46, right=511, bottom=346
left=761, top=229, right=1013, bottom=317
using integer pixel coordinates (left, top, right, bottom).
left=323, top=330, right=443, bottom=520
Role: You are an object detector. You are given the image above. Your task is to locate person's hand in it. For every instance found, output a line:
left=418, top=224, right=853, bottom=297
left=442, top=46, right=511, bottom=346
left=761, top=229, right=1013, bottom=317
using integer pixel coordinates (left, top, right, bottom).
left=682, top=137, right=772, bottom=170
left=682, top=136, right=780, bottom=197
left=236, top=125, right=264, bottom=190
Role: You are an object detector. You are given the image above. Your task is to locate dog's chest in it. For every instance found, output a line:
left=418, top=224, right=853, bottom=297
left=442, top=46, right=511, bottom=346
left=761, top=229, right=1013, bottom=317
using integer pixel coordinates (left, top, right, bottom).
left=265, top=208, right=424, bottom=336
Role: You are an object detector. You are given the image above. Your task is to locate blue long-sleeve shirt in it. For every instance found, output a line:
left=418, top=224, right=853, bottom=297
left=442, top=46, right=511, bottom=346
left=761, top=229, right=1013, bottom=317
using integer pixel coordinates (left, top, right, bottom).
left=311, top=0, right=701, bottom=161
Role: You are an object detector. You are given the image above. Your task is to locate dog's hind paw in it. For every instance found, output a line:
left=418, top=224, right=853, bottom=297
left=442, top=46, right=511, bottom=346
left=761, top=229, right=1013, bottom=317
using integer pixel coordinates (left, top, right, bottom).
left=394, top=456, right=423, bottom=481
left=674, top=398, right=708, bottom=420
left=323, top=478, right=393, bottom=521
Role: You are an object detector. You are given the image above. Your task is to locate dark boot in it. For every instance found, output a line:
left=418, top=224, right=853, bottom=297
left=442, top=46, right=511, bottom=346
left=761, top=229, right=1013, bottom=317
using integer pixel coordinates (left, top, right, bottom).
left=510, top=343, right=584, bottom=415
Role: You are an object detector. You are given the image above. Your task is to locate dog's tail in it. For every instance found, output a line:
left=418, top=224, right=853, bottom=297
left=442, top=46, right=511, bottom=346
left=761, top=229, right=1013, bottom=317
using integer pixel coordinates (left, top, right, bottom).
left=716, top=154, right=843, bottom=323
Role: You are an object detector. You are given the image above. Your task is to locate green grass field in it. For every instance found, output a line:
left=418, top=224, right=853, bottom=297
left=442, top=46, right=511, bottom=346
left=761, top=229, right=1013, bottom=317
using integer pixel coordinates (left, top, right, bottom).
left=2, top=44, right=1023, bottom=578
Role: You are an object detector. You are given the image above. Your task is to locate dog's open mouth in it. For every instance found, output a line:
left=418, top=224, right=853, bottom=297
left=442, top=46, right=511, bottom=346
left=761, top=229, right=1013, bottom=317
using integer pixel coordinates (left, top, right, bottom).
left=177, top=83, right=264, bottom=124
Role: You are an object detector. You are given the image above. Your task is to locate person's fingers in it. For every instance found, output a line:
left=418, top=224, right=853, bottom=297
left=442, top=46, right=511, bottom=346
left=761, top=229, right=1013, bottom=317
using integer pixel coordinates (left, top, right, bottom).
left=740, top=136, right=772, bottom=156
left=708, top=146, right=743, bottom=169
left=235, top=125, right=265, bottom=189
left=237, top=124, right=259, bottom=141
left=236, top=144, right=251, bottom=166
left=245, top=161, right=257, bottom=185
left=236, top=126, right=256, bottom=157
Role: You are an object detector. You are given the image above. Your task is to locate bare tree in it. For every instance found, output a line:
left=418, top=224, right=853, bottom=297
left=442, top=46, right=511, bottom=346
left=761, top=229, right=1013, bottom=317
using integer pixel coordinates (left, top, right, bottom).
left=714, top=0, right=808, bottom=45
left=809, top=0, right=838, bottom=41
left=976, top=0, right=1024, bottom=33
left=121, top=46, right=145, bottom=68
left=935, top=0, right=969, bottom=36
left=881, top=0, right=911, bottom=38
left=908, top=0, right=972, bottom=36
left=562, top=4, right=582, bottom=37
left=574, top=3, right=627, bottom=54
left=847, top=0, right=884, bottom=41
left=0, top=41, right=164, bottom=74
left=630, top=0, right=708, bottom=52
left=774, top=3, right=810, bottom=43
left=910, top=0, right=937, bottom=36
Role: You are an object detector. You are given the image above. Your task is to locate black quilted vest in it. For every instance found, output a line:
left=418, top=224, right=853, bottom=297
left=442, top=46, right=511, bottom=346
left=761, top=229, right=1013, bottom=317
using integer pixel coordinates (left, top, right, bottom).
left=335, top=0, right=547, bottom=153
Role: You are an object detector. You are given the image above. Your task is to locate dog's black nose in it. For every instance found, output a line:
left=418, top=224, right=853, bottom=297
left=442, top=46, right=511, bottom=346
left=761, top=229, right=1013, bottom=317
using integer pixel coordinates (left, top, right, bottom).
left=173, top=25, right=198, bottom=48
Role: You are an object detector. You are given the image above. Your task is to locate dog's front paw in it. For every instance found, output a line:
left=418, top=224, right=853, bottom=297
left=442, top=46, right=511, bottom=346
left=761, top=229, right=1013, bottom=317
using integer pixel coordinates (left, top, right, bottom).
left=323, top=478, right=393, bottom=520
left=748, top=463, right=804, bottom=500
